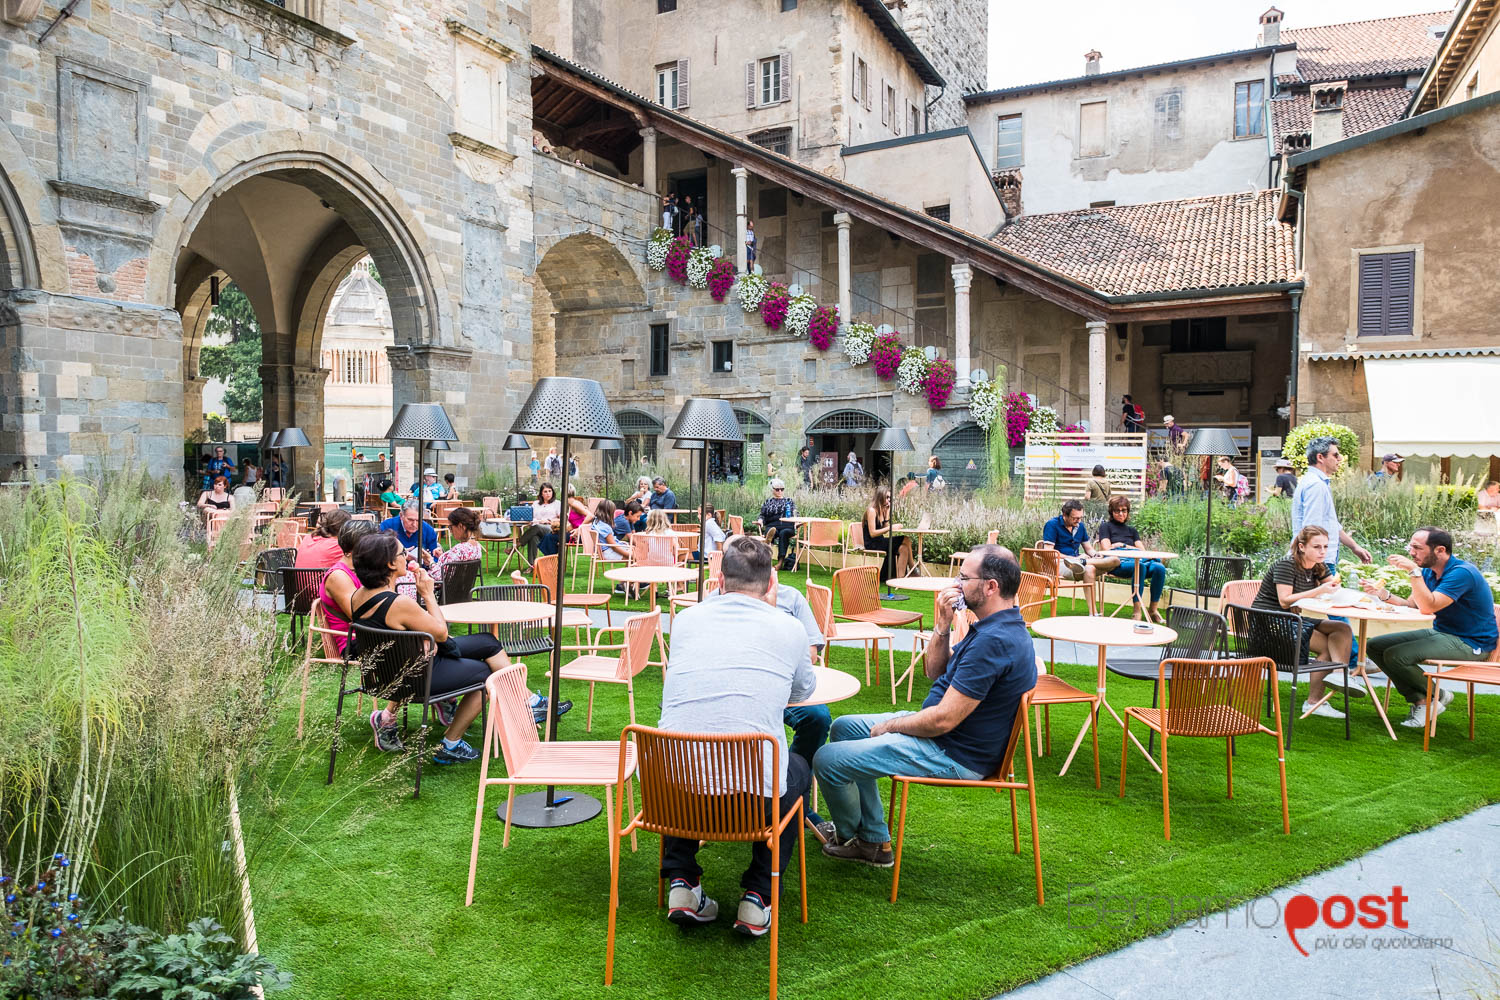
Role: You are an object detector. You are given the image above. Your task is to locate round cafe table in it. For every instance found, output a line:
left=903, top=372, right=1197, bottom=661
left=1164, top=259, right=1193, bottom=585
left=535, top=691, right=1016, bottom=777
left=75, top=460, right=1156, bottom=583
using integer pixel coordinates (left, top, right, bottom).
left=1297, top=597, right=1434, bottom=741
left=1031, top=615, right=1177, bottom=775
left=439, top=599, right=593, bottom=642
left=1094, top=548, right=1178, bottom=618
left=788, top=666, right=862, bottom=707
left=885, top=574, right=954, bottom=608
left=602, top=565, right=699, bottom=587
left=900, top=527, right=950, bottom=577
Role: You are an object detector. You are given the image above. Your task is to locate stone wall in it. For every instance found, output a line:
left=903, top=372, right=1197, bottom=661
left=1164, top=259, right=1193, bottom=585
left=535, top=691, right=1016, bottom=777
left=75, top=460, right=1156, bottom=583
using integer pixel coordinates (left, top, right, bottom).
left=894, top=0, right=988, bottom=130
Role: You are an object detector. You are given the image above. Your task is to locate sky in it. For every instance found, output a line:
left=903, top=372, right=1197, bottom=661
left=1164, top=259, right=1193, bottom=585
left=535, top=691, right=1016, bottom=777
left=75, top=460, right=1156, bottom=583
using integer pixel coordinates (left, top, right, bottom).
left=985, top=0, right=1458, bottom=89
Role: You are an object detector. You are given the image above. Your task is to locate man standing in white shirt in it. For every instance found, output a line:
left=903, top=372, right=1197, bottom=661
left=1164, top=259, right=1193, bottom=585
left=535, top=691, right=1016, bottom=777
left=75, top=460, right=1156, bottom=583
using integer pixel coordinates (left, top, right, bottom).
left=1291, top=436, right=1372, bottom=573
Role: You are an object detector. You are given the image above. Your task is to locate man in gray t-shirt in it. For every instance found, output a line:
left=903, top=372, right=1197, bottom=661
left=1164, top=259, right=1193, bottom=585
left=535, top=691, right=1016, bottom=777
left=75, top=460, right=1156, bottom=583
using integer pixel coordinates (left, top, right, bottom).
left=659, top=537, right=816, bottom=938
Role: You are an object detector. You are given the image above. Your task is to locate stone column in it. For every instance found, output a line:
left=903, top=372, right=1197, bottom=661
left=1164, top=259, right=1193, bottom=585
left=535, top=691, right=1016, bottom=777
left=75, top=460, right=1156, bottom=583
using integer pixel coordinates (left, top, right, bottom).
left=640, top=127, right=658, bottom=197
left=732, top=166, right=749, bottom=273
left=950, top=262, right=973, bottom=388
left=183, top=376, right=209, bottom=440
left=834, top=212, right=852, bottom=323
left=292, top=365, right=330, bottom=498
left=1086, top=319, right=1108, bottom=432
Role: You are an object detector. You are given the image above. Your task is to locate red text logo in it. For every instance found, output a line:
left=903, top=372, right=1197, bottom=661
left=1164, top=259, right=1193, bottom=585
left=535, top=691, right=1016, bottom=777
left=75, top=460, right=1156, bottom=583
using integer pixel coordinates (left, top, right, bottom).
left=1283, top=887, right=1409, bottom=956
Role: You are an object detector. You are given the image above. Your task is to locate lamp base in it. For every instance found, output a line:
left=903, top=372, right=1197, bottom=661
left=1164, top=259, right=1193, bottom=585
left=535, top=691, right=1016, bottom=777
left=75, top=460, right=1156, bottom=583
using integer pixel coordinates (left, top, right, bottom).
left=497, top=790, right=603, bottom=828
left=880, top=593, right=910, bottom=601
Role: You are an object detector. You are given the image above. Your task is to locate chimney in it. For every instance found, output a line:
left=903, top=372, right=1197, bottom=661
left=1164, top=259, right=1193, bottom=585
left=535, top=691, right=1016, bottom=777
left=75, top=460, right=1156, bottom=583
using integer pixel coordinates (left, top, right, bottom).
left=1084, top=49, right=1102, bottom=76
left=1311, top=81, right=1346, bottom=148
left=994, top=168, right=1023, bottom=220
left=1259, top=6, right=1283, bottom=46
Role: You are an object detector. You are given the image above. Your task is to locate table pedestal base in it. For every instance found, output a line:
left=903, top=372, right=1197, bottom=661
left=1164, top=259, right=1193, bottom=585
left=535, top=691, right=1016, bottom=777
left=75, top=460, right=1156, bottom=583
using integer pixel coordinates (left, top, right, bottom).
left=498, top=790, right=603, bottom=828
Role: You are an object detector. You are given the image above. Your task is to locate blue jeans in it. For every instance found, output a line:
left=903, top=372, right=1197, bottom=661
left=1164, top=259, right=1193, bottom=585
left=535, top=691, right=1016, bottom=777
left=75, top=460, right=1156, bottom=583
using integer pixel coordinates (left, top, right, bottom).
left=812, top=713, right=981, bottom=845
left=1110, top=558, right=1166, bottom=603
left=783, top=704, right=831, bottom=765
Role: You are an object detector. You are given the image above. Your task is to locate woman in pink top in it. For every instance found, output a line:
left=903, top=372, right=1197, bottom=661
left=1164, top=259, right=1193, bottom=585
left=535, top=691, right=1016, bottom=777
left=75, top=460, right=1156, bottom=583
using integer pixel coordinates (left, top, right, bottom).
left=319, top=518, right=376, bottom=654
left=295, top=509, right=351, bottom=569
left=433, top=506, right=483, bottom=581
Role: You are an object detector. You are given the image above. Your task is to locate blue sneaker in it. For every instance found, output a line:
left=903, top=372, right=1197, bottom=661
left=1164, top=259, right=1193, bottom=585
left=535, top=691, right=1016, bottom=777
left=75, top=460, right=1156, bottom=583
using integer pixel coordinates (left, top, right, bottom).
left=433, top=738, right=479, bottom=764
left=433, top=698, right=458, bottom=727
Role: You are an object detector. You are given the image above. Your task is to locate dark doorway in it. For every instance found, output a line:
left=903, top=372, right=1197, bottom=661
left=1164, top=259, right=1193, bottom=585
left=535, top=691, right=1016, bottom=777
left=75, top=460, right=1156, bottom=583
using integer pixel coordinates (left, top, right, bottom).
left=669, top=169, right=709, bottom=240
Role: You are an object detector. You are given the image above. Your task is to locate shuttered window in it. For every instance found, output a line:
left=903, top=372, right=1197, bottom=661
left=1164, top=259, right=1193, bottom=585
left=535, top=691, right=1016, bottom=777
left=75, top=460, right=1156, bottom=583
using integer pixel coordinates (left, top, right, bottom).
left=1357, top=251, right=1416, bottom=337
left=1078, top=101, right=1107, bottom=157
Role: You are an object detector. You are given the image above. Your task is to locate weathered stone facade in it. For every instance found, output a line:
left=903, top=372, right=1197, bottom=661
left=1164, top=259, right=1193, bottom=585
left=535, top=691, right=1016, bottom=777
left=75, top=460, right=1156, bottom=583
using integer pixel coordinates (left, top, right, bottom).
left=891, top=0, right=987, bottom=131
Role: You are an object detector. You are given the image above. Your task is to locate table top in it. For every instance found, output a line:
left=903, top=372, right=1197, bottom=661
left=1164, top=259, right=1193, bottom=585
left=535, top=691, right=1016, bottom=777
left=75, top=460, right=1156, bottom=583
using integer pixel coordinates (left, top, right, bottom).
left=885, top=576, right=955, bottom=592
left=1030, top=615, right=1178, bottom=647
left=1297, top=598, right=1434, bottom=623
left=440, top=600, right=561, bottom=625
left=901, top=526, right=950, bottom=536
left=1096, top=548, right=1179, bottom=560
left=604, top=565, right=700, bottom=584
left=782, top=516, right=839, bottom=525
left=788, top=667, right=862, bottom=707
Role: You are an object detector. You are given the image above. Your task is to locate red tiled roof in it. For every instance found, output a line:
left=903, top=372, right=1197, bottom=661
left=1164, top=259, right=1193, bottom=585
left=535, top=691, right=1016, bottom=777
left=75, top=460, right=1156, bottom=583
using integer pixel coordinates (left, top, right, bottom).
left=1268, top=87, right=1415, bottom=152
left=1282, top=10, right=1449, bottom=83
left=990, top=191, right=1299, bottom=296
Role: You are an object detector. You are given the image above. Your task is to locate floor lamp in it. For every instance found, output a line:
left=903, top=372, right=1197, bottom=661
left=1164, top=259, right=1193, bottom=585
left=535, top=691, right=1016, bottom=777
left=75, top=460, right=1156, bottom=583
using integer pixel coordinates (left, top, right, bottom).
left=667, top=400, right=743, bottom=598
left=674, top=437, right=704, bottom=512
left=1181, top=426, right=1242, bottom=575
left=503, top=433, right=529, bottom=494
left=275, top=426, right=311, bottom=499
left=504, top=377, right=622, bottom=828
left=382, top=403, right=459, bottom=563
left=871, top=426, right=914, bottom=599
left=593, top=437, right=621, bottom=498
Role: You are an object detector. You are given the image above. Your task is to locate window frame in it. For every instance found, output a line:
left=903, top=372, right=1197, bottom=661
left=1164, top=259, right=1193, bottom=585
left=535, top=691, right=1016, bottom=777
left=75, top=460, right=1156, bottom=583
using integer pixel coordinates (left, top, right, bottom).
left=657, top=0, right=676, bottom=12
left=1233, top=79, right=1265, bottom=138
left=649, top=322, right=670, bottom=376
left=656, top=63, right=679, bottom=109
left=994, top=112, right=1023, bottom=168
left=711, top=340, right=734, bottom=374
left=760, top=55, right=782, bottom=105
left=780, top=0, right=797, bottom=10
left=1078, top=100, right=1107, bottom=158
left=1351, top=245, right=1423, bottom=341
left=1154, top=89, right=1183, bottom=142
left=854, top=57, right=868, bottom=108
left=749, top=127, right=792, bottom=156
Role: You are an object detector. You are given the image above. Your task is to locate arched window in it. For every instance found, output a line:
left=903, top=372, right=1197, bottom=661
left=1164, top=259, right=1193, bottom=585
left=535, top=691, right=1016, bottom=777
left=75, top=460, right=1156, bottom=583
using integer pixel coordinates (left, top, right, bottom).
left=932, top=423, right=988, bottom=490
left=805, top=408, right=886, bottom=435
left=614, top=409, right=663, bottom=464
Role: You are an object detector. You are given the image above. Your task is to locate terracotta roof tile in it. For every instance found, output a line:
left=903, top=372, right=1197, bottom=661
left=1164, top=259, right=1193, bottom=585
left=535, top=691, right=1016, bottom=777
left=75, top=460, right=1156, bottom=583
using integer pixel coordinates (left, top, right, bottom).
left=990, top=191, right=1299, bottom=297
left=1269, top=87, right=1414, bottom=152
left=1283, top=10, right=1449, bottom=83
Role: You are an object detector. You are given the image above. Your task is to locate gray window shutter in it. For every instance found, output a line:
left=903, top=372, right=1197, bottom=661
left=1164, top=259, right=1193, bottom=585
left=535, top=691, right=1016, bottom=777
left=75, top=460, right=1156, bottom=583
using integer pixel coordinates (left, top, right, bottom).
left=779, top=51, right=791, bottom=104
left=1386, top=251, right=1414, bottom=335
left=881, top=81, right=889, bottom=125
left=1357, top=255, right=1385, bottom=337
left=746, top=61, right=757, bottom=107
left=677, top=58, right=689, bottom=109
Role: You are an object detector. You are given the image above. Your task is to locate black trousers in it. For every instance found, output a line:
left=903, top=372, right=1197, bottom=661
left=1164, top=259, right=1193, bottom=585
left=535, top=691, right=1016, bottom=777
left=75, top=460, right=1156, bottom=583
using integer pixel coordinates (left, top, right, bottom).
left=768, top=524, right=797, bottom=561
left=431, top=633, right=502, bottom=695
left=864, top=534, right=904, bottom=582
left=661, top=753, right=810, bottom=900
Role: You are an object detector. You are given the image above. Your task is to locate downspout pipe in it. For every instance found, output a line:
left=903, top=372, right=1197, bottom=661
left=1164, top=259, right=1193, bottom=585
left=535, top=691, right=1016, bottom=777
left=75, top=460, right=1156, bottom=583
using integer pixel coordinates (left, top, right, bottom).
left=923, top=84, right=945, bottom=132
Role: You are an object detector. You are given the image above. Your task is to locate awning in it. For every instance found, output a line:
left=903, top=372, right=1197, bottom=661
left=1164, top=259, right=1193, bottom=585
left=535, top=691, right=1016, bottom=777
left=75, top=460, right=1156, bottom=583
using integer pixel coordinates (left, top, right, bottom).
left=1362, top=355, right=1500, bottom=457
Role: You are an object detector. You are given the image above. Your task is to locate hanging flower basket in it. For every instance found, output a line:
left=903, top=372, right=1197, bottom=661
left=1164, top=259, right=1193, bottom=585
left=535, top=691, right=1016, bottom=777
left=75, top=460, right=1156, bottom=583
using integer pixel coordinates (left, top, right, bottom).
left=686, top=246, right=715, bottom=289
left=870, top=332, right=904, bottom=380
left=924, top=358, right=956, bottom=409
left=760, top=282, right=791, bottom=330
left=784, top=293, right=817, bottom=337
left=1002, top=391, right=1034, bottom=447
left=664, top=237, right=692, bottom=284
left=734, top=273, right=768, bottom=312
left=706, top=257, right=736, bottom=301
left=969, top=377, right=1000, bottom=430
left=808, top=305, right=839, bottom=351
left=646, top=229, right=673, bottom=270
left=842, top=322, right=875, bottom=365
left=896, top=347, right=929, bottom=395
left=1031, top=405, right=1060, bottom=436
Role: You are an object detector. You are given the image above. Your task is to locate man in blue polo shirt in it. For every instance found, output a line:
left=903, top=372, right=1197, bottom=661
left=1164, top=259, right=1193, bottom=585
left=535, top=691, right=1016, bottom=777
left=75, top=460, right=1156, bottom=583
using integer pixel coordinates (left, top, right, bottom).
left=648, top=476, right=677, bottom=511
left=1363, top=527, right=1498, bottom=728
left=380, top=499, right=441, bottom=569
left=1041, top=499, right=1099, bottom=591
left=814, top=545, right=1036, bottom=867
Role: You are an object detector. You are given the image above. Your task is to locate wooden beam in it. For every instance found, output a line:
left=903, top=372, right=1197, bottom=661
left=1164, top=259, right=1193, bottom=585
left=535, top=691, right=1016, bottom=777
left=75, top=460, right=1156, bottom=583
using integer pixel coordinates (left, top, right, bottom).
left=1105, top=294, right=1292, bottom=323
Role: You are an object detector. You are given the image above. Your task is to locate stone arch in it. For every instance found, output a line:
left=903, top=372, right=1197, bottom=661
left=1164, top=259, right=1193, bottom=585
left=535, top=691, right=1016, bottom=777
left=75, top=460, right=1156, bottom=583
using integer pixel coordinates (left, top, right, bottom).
left=0, top=122, right=67, bottom=292
left=932, top=421, right=988, bottom=490
left=534, top=232, right=648, bottom=313
left=805, top=408, right=888, bottom=435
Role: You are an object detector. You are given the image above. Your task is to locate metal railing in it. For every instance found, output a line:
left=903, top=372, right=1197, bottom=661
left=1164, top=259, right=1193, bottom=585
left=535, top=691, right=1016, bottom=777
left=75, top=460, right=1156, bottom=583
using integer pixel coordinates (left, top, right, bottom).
left=652, top=213, right=1088, bottom=423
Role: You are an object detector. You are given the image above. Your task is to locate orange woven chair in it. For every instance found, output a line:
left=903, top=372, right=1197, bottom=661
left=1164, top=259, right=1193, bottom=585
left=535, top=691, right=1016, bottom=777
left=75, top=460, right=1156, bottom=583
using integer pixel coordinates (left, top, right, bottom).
left=552, top=611, right=659, bottom=730
left=728, top=514, right=745, bottom=536
left=466, top=663, right=638, bottom=905
left=807, top=581, right=896, bottom=693
left=842, top=520, right=883, bottom=570
left=481, top=496, right=501, bottom=519
left=1422, top=604, right=1500, bottom=750
left=668, top=551, right=721, bottom=627
left=794, top=519, right=843, bottom=576
left=1119, top=656, right=1288, bottom=840
left=532, top=554, right=613, bottom=626
left=270, top=517, right=303, bottom=549
left=296, top=603, right=361, bottom=740
left=1018, top=572, right=1100, bottom=786
left=1217, top=579, right=1260, bottom=618
left=832, top=566, right=922, bottom=629
left=606, top=726, right=808, bottom=999
left=889, top=687, right=1042, bottom=906
left=1020, top=546, right=1097, bottom=616
left=948, top=530, right=1000, bottom=575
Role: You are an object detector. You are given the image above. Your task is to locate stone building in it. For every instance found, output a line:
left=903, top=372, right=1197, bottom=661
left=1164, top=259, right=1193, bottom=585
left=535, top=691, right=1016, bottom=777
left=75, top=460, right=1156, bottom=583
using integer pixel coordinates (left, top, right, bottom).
left=1284, top=0, right=1500, bottom=481
left=318, top=261, right=394, bottom=440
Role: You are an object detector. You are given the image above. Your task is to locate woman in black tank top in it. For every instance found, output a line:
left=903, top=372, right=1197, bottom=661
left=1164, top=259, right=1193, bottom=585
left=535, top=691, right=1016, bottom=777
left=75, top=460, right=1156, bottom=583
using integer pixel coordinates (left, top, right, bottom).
left=863, top=485, right=912, bottom=582
left=349, top=531, right=509, bottom=763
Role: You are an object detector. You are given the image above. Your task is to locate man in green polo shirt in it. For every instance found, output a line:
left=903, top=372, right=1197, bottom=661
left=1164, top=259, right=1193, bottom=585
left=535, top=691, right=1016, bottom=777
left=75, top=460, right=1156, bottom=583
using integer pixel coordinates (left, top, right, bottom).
left=1362, top=527, right=1498, bottom=728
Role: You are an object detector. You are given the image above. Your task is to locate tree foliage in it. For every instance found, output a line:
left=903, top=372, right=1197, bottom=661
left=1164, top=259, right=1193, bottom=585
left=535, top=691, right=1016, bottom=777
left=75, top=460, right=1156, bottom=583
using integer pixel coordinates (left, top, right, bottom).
left=197, top=283, right=263, bottom=423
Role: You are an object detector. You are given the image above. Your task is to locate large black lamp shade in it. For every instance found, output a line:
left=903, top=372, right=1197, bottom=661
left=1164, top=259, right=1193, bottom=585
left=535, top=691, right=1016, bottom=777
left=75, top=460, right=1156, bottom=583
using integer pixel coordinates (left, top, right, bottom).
left=667, top=399, right=743, bottom=598
left=1183, top=427, right=1242, bottom=562
left=504, top=433, right=530, bottom=492
left=384, top=402, right=458, bottom=444
left=274, top=427, right=310, bottom=495
left=498, top=378, right=619, bottom=830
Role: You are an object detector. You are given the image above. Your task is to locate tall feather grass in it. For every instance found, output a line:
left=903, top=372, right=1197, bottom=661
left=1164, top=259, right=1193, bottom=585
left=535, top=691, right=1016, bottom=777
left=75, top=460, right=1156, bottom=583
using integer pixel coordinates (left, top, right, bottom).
left=0, top=471, right=278, bottom=937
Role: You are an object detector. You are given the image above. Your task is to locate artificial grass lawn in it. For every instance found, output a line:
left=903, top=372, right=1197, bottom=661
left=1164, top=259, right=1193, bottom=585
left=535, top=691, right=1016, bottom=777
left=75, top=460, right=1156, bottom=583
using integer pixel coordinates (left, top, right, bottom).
left=244, top=561, right=1500, bottom=1000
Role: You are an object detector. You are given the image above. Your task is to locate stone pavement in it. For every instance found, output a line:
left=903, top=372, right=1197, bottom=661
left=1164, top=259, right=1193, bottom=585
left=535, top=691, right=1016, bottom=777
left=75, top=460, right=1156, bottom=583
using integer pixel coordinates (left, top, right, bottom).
left=1001, top=802, right=1500, bottom=1000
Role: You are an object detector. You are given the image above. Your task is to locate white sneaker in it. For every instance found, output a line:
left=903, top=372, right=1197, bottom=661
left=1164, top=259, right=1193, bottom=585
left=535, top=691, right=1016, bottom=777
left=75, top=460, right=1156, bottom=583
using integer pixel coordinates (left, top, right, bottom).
left=666, top=879, right=718, bottom=926
left=734, top=891, right=772, bottom=938
left=1401, top=691, right=1452, bottom=729
left=1303, top=699, right=1345, bottom=720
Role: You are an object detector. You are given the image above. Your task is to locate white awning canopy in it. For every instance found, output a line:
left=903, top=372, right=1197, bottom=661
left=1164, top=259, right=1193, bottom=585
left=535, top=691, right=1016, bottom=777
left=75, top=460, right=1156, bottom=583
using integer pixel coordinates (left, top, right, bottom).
left=1362, top=355, right=1500, bottom=457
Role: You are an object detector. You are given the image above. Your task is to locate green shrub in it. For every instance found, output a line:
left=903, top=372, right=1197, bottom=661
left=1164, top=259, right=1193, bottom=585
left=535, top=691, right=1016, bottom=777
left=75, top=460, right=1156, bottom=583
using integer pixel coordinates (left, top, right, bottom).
left=1283, top=420, right=1360, bottom=475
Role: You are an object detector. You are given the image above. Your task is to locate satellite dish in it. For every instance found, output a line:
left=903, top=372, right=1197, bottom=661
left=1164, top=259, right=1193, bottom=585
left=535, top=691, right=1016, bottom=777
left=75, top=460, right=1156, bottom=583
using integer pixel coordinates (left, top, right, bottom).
left=788, top=283, right=803, bottom=297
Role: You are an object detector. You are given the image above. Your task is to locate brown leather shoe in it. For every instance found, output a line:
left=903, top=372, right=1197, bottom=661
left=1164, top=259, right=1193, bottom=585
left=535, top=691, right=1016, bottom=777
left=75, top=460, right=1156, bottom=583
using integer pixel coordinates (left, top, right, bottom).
left=821, top=837, right=894, bottom=868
